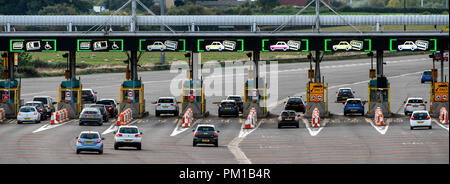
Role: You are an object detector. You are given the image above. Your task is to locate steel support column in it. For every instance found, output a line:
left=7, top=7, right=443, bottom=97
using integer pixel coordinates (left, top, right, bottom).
left=314, top=50, right=321, bottom=83
left=69, top=50, right=76, bottom=80
left=130, top=50, right=138, bottom=80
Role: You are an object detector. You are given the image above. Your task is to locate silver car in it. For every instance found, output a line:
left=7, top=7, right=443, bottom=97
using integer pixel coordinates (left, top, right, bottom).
left=404, top=97, right=427, bottom=116
left=155, top=97, right=179, bottom=116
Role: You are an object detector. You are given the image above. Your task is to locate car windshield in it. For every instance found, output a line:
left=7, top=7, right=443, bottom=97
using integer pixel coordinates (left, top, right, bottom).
left=347, top=100, right=361, bottom=104
left=197, top=126, right=215, bottom=132
left=413, top=112, right=428, bottom=120
left=408, top=99, right=423, bottom=103
left=33, top=98, right=48, bottom=104
left=119, top=127, right=138, bottom=134
left=227, top=97, right=241, bottom=102
left=80, top=133, right=99, bottom=139
left=281, top=111, right=296, bottom=117
left=287, top=98, right=302, bottom=104
left=158, top=99, right=174, bottom=103
left=20, top=107, right=36, bottom=112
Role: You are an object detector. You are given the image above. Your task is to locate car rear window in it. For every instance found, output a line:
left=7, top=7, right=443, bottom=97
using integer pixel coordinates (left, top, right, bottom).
left=339, top=89, right=351, bottom=93
left=423, top=71, right=431, bottom=75
left=221, top=102, right=236, bottom=107
left=347, top=100, right=361, bottom=104
left=281, top=111, right=296, bottom=117
left=20, top=107, right=36, bottom=112
left=25, top=103, right=42, bottom=108
left=227, top=97, right=242, bottom=102
left=33, top=98, right=48, bottom=104
left=197, top=127, right=215, bottom=132
left=413, top=112, right=428, bottom=120
left=158, top=99, right=174, bottom=103
left=83, top=111, right=99, bottom=114
left=408, top=99, right=423, bottom=103
left=119, top=127, right=138, bottom=134
left=82, top=90, right=92, bottom=95
left=287, top=98, right=303, bottom=104
left=80, top=133, right=99, bottom=139
left=97, top=100, right=113, bottom=105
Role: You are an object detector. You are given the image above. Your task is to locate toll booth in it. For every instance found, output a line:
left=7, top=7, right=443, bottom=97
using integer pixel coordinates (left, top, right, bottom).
left=367, top=78, right=390, bottom=116
left=0, top=79, right=22, bottom=118
left=181, top=79, right=207, bottom=118
left=119, top=79, right=146, bottom=118
left=57, top=79, right=82, bottom=119
left=430, top=82, right=449, bottom=117
left=243, top=79, right=268, bottom=118
left=305, top=82, right=329, bottom=117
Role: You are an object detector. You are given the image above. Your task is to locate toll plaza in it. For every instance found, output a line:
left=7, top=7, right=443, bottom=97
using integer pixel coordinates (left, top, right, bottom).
left=0, top=52, right=21, bottom=118
left=429, top=51, right=449, bottom=117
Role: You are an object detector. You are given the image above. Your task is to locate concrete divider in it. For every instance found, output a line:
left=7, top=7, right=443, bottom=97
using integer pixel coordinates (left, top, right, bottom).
left=311, top=107, right=320, bottom=128
left=374, top=107, right=386, bottom=126
left=51, top=108, right=69, bottom=125
left=244, top=108, right=257, bottom=129
left=182, top=108, right=194, bottom=128
left=0, top=108, right=5, bottom=122
left=116, top=108, right=132, bottom=126
left=440, top=107, right=449, bottom=124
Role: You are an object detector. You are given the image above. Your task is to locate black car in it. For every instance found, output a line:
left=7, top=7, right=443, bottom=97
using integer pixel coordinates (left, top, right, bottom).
left=82, top=89, right=97, bottom=103
left=193, top=124, right=219, bottom=147
left=284, top=97, right=306, bottom=113
left=88, top=104, right=109, bottom=122
left=226, top=95, right=243, bottom=113
left=218, top=100, right=239, bottom=117
left=336, top=88, right=355, bottom=103
left=96, top=99, right=118, bottom=118
left=278, top=110, right=300, bottom=128
left=24, top=101, right=47, bottom=120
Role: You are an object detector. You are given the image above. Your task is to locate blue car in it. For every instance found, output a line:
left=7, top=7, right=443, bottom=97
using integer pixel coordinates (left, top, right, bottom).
left=421, top=70, right=436, bottom=83
left=344, top=98, right=364, bottom=116
left=76, top=131, right=104, bottom=154
left=218, top=100, right=239, bottom=117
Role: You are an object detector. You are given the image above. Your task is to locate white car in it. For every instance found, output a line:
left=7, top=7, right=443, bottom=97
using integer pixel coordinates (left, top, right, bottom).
left=17, top=106, right=41, bottom=124
left=93, top=41, right=108, bottom=51
left=147, top=41, right=166, bottom=51
left=403, top=97, right=427, bottom=116
left=26, top=41, right=41, bottom=51
left=332, top=41, right=352, bottom=51
left=155, top=97, right=179, bottom=116
left=205, top=42, right=225, bottom=51
left=270, top=41, right=289, bottom=51
left=410, top=111, right=432, bottom=130
left=113, top=126, right=142, bottom=150
left=398, top=41, right=418, bottom=51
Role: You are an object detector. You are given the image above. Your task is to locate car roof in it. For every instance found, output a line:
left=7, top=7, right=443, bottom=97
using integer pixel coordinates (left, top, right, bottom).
left=159, top=97, right=175, bottom=99
left=281, top=110, right=296, bottom=113
left=288, top=96, right=303, bottom=99
left=346, top=98, right=362, bottom=101
left=227, top=95, right=241, bottom=98
left=33, top=96, right=51, bottom=98
left=21, top=106, right=36, bottom=109
left=80, top=131, right=100, bottom=134
left=221, top=100, right=236, bottom=103
left=118, top=125, right=139, bottom=129
left=83, top=108, right=100, bottom=111
left=407, top=97, right=424, bottom=100
left=412, top=111, right=429, bottom=114
left=99, top=98, right=116, bottom=101
left=197, top=124, right=215, bottom=128
left=25, top=101, right=43, bottom=104
left=339, top=88, right=352, bottom=90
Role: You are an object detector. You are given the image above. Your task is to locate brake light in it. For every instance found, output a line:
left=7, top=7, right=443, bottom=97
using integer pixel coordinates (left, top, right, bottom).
left=411, top=116, right=415, bottom=120
left=295, top=116, right=298, bottom=121
left=135, top=134, right=141, bottom=137
left=90, top=93, right=93, bottom=97
left=77, top=139, right=82, bottom=143
left=349, top=92, right=353, bottom=96
left=171, top=104, right=176, bottom=106
left=344, top=104, right=347, bottom=107
left=116, top=133, right=122, bottom=137
left=420, top=104, right=426, bottom=106
left=337, top=93, right=340, bottom=96
left=194, top=132, right=198, bottom=137
left=214, top=132, right=217, bottom=137
left=426, top=116, right=431, bottom=120
left=219, top=105, right=222, bottom=108
left=406, top=104, right=411, bottom=106
left=285, top=104, right=290, bottom=107
left=360, top=103, right=364, bottom=107
left=39, top=109, right=42, bottom=112
left=156, top=104, right=160, bottom=106
left=107, top=107, right=112, bottom=110
left=97, top=139, right=101, bottom=143
left=299, top=104, right=304, bottom=106
left=278, top=117, right=282, bottom=121
left=34, top=112, right=37, bottom=115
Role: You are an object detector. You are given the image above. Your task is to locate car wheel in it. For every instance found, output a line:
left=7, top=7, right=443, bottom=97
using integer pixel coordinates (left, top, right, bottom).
left=174, top=110, right=179, bottom=116
left=137, top=144, right=142, bottom=150
left=76, top=150, right=80, bottom=154
left=17, top=121, right=22, bottom=124
left=214, top=143, right=218, bottom=147
left=155, top=112, right=160, bottom=117
left=344, top=112, right=347, bottom=116
left=296, top=123, right=300, bottom=128
left=98, top=150, right=103, bottom=154
left=404, top=112, right=408, bottom=116
left=218, top=113, right=221, bottom=117
left=410, top=126, right=414, bottom=130
left=429, top=126, right=432, bottom=129
left=114, top=144, right=119, bottom=150
left=278, top=124, right=281, bottom=129
left=193, top=142, right=197, bottom=147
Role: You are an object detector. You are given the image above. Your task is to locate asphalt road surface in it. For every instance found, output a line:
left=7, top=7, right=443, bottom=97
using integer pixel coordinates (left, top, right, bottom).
left=0, top=54, right=448, bottom=164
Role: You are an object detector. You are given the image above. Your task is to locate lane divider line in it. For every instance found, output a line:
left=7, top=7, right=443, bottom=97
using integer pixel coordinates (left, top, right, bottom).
left=32, top=120, right=74, bottom=134
left=432, top=119, right=449, bottom=131
left=170, top=119, right=200, bottom=137
left=365, top=118, right=389, bottom=135
left=301, top=117, right=325, bottom=136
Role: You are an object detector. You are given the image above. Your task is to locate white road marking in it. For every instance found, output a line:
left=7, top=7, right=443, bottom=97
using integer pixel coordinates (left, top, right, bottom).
left=169, top=119, right=199, bottom=136
left=432, top=119, right=449, bottom=131
left=365, top=118, right=389, bottom=135
left=301, top=117, right=325, bottom=136
left=102, top=119, right=140, bottom=135
left=32, top=120, right=73, bottom=133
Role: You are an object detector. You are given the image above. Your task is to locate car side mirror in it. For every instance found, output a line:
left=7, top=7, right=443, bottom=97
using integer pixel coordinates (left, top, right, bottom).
left=403, top=101, right=406, bottom=103
left=75, top=137, right=78, bottom=139
left=113, top=131, right=116, bottom=134
left=94, top=92, right=98, bottom=94
left=140, top=132, right=143, bottom=135
left=192, top=129, right=195, bottom=132
left=101, top=137, right=105, bottom=140
left=217, top=130, right=220, bottom=133
left=425, top=101, right=427, bottom=104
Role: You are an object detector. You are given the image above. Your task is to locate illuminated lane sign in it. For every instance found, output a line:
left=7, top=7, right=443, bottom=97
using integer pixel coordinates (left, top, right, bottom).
left=389, top=38, right=437, bottom=52
left=262, top=39, right=308, bottom=52
left=197, top=39, right=244, bottom=52
left=324, top=39, right=372, bottom=52
left=77, top=39, right=123, bottom=52
left=139, top=39, right=185, bottom=52
left=10, top=39, right=56, bottom=52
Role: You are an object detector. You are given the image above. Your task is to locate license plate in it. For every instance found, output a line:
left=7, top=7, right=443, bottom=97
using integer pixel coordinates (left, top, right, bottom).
left=125, top=139, right=133, bottom=142
left=225, top=107, right=231, bottom=109
left=163, top=106, right=168, bottom=108
left=202, top=139, right=210, bottom=142
left=351, top=110, right=357, bottom=112
left=413, top=105, right=418, bottom=107
left=24, top=118, right=30, bottom=120
left=417, top=121, right=424, bottom=124
left=85, top=141, right=93, bottom=144
left=87, top=115, right=93, bottom=118
left=285, top=118, right=292, bottom=120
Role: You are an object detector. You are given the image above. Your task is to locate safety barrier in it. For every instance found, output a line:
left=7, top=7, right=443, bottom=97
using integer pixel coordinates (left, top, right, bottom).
left=50, top=108, right=69, bottom=125
left=374, top=107, right=386, bottom=126
left=116, top=108, right=132, bottom=126
left=0, top=108, right=5, bottom=122
left=182, top=108, right=194, bottom=128
left=311, top=107, right=320, bottom=128
left=244, top=108, right=257, bottom=129
left=440, top=107, right=449, bottom=124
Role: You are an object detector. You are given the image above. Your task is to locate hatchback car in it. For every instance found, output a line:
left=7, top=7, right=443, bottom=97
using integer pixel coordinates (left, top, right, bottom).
left=226, top=95, right=243, bottom=113
left=76, top=131, right=104, bottom=154
left=218, top=100, right=239, bottom=117
left=278, top=110, right=300, bottom=128
left=336, top=88, right=355, bottom=103
left=96, top=99, right=118, bottom=118
left=89, top=104, right=109, bottom=122
left=284, top=97, right=306, bottom=113
left=410, top=111, right=432, bottom=130
left=155, top=97, right=179, bottom=116
left=421, top=70, right=436, bottom=83
left=114, top=126, right=143, bottom=150
left=82, top=89, right=97, bottom=103
left=17, top=106, right=41, bottom=124
left=24, top=101, right=47, bottom=120
left=79, top=108, right=103, bottom=126
left=344, top=98, right=365, bottom=116
left=403, top=98, right=427, bottom=116
left=193, top=124, right=219, bottom=147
